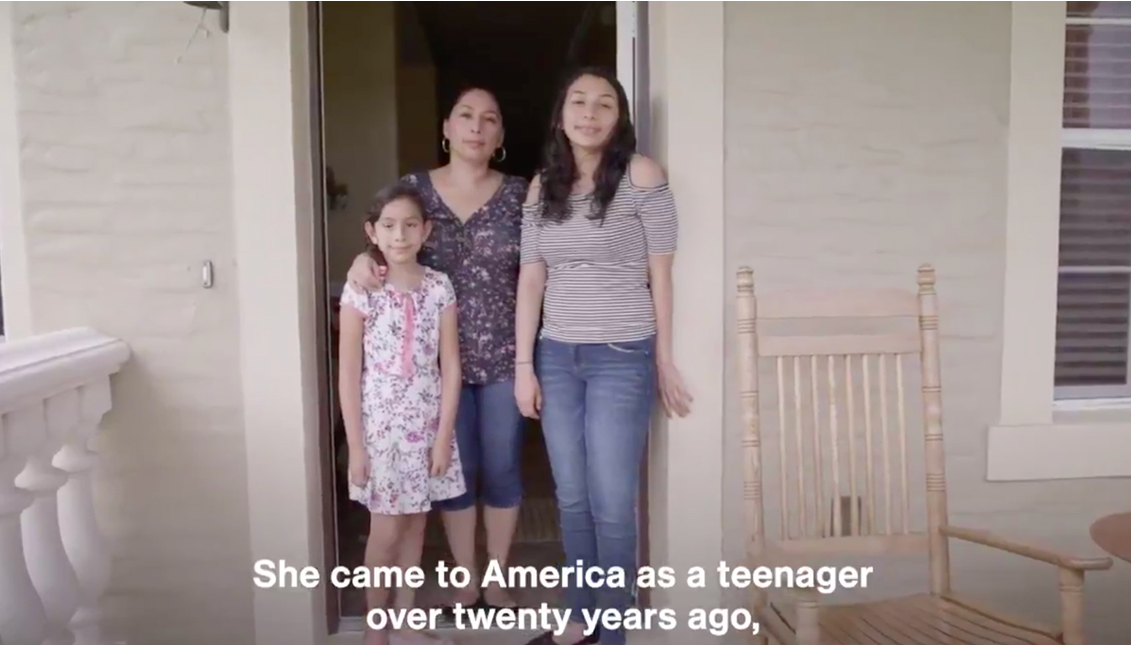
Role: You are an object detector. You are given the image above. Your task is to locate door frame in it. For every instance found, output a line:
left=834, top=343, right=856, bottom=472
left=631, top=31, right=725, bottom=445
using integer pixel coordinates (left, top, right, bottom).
left=306, top=1, right=340, bottom=635
left=230, top=2, right=726, bottom=643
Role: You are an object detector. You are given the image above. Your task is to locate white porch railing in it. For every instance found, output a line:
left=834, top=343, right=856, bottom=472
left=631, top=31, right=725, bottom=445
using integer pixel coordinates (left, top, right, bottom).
left=0, top=328, right=129, bottom=645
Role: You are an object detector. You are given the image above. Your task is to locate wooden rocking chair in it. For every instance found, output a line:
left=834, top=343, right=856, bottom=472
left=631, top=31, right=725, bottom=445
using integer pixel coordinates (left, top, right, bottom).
left=733, top=265, right=1113, bottom=645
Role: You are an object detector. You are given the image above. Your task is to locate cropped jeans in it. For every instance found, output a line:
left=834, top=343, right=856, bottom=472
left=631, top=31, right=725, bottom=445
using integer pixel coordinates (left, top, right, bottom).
left=536, top=334, right=657, bottom=645
left=433, top=380, right=526, bottom=511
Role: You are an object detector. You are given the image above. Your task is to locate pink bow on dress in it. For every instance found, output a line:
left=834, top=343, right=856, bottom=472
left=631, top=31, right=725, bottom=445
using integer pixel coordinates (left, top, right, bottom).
left=393, top=289, right=416, bottom=378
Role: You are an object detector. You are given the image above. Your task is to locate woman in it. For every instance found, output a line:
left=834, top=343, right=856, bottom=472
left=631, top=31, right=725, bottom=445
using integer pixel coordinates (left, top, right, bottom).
left=346, top=85, right=528, bottom=614
left=514, top=68, right=692, bottom=645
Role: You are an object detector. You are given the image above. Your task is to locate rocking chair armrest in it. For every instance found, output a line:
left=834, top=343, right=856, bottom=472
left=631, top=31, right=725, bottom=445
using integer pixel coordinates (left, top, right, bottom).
left=942, top=525, right=1113, bottom=571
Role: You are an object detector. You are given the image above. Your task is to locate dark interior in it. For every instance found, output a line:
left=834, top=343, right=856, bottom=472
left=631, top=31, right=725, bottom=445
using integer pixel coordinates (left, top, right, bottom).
left=404, top=0, right=618, bottom=180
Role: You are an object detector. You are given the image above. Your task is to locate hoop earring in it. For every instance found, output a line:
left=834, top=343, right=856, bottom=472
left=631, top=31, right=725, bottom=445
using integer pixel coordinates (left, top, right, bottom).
left=442, top=138, right=450, bottom=154
left=494, top=146, right=507, bottom=163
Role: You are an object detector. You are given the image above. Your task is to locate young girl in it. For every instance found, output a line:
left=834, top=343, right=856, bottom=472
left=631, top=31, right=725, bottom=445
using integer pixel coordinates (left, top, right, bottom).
left=338, top=184, right=465, bottom=645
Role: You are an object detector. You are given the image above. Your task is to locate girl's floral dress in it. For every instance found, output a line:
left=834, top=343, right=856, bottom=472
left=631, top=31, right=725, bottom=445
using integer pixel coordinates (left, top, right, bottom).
left=340, top=267, right=466, bottom=515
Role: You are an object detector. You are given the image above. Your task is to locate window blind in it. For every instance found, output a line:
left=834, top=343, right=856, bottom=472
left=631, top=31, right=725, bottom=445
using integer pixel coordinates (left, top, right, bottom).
left=1056, top=150, right=1131, bottom=387
left=1064, top=22, right=1131, bottom=130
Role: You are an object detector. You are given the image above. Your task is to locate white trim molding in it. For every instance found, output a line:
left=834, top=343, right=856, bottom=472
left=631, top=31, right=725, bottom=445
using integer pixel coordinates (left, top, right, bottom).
left=644, top=2, right=726, bottom=637
left=229, top=3, right=328, bottom=643
left=988, top=1, right=1131, bottom=481
left=995, top=1, right=1064, bottom=430
left=988, top=424, right=1131, bottom=481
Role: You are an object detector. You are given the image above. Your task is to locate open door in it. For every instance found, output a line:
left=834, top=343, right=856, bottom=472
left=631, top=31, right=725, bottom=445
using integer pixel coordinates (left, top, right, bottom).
left=617, top=1, right=650, bottom=145
left=306, top=0, right=341, bottom=634
left=616, top=0, right=654, bottom=610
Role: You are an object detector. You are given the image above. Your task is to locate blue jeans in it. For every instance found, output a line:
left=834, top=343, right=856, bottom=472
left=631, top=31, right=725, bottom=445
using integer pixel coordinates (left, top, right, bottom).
left=536, top=335, right=657, bottom=645
left=433, top=380, right=525, bottom=511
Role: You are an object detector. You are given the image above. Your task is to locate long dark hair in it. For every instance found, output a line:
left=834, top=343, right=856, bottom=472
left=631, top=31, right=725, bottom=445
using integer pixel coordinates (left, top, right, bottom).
left=363, top=183, right=428, bottom=266
left=445, top=83, right=502, bottom=120
left=537, top=67, right=636, bottom=224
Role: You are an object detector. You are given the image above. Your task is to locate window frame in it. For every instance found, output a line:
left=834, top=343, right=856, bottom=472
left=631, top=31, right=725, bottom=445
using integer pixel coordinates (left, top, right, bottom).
left=997, top=2, right=1066, bottom=428
left=989, top=1, right=1131, bottom=481
left=1054, top=10, right=1131, bottom=401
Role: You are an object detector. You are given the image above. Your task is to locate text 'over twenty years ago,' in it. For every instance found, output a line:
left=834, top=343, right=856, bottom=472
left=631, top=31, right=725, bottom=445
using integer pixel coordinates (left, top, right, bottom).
left=254, top=559, right=874, bottom=637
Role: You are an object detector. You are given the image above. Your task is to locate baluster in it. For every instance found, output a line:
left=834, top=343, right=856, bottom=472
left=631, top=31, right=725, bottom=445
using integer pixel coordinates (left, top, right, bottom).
left=790, top=356, right=802, bottom=538
left=0, top=408, right=50, bottom=645
left=878, top=353, right=892, bottom=535
left=844, top=355, right=859, bottom=537
left=796, top=357, right=808, bottom=537
left=775, top=357, right=788, bottom=539
left=827, top=356, right=841, bottom=539
left=17, top=389, right=83, bottom=645
left=895, top=355, right=910, bottom=534
left=861, top=355, right=875, bottom=534
left=809, top=355, right=822, bottom=538
left=55, top=380, right=114, bottom=645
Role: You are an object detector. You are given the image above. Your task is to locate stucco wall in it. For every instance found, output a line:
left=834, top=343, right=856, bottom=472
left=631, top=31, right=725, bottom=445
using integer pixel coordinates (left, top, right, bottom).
left=722, top=2, right=1129, bottom=642
left=7, top=2, right=252, bottom=642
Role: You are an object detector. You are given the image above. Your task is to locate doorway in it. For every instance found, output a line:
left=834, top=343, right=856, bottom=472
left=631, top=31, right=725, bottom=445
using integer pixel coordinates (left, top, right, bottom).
left=313, top=0, right=646, bottom=632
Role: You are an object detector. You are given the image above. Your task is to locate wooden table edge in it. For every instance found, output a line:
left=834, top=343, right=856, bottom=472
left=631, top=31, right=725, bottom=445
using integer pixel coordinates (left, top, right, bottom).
left=1090, top=512, right=1131, bottom=564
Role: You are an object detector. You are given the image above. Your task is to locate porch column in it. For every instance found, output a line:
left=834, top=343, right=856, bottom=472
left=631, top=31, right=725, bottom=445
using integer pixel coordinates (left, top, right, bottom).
left=228, top=3, right=328, bottom=645
left=645, top=2, right=726, bottom=643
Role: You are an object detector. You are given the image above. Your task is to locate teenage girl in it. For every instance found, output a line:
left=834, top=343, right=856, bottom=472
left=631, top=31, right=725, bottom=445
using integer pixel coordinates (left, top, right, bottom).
left=338, top=184, right=465, bottom=645
left=515, top=67, right=692, bottom=645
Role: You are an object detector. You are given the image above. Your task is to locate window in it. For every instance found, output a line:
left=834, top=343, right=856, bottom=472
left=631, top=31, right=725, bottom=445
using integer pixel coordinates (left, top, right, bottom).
left=988, top=2, right=1131, bottom=482
left=1054, top=1, right=1131, bottom=399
